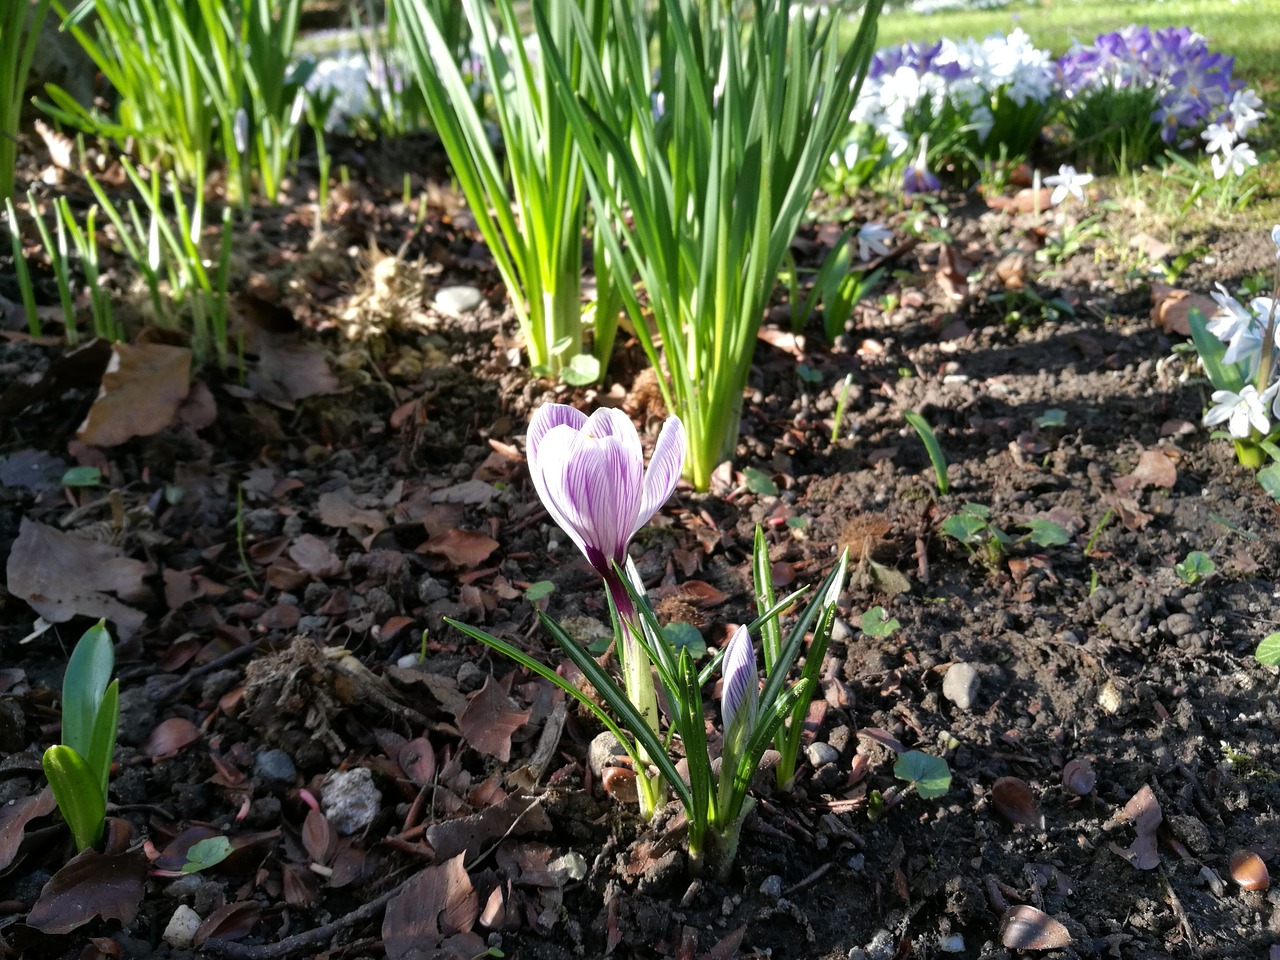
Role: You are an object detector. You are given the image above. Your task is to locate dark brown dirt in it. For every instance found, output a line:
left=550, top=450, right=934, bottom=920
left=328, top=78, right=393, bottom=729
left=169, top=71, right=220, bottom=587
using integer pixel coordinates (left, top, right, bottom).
left=1, top=137, right=1278, bottom=960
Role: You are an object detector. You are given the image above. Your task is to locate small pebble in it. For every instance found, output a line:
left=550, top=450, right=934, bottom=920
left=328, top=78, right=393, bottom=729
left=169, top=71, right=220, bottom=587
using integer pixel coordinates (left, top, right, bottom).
left=433, top=285, right=484, bottom=316
left=162, top=905, right=201, bottom=949
left=322, top=768, right=382, bottom=835
left=937, top=934, right=965, bottom=953
left=456, top=662, right=485, bottom=692
left=254, top=749, right=297, bottom=787
left=942, top=662, right=980, bottom=711
left=806, top=742, right=840, bottom=767
left=759, top=875, right=784, bottom=899
left=588, top=732, right=627, bottom=777
left=550, top=852, right=588, bottom=882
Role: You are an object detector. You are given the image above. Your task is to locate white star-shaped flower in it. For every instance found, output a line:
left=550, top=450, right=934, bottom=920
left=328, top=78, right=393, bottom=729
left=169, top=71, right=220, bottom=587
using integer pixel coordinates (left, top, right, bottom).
left=1043, top=164, right=1093, bottom=205
left=1211, top=142, right=1258, bottom=180
left=856, top=222, right=893, bottom=262
left=1203, top=385, right=1271, bottom=439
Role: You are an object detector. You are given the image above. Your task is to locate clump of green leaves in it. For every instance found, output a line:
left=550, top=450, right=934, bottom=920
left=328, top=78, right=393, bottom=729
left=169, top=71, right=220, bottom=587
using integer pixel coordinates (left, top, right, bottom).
left=941, top=503, right=1070, bottom=570
left=1174, top=550, right=1214, bottom=585
left=43, top=620, right=119, bottom=852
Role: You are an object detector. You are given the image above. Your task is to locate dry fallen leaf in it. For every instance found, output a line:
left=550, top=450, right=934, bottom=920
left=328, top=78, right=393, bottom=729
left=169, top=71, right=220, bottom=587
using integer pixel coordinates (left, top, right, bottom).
left=0, top=787, right=57, bottom=872
left=1062, top=758, right=1096, bottom=797
left=1110, top=784, right=1163, bottom=870
left=1113, top=448, right=1179, bottom=497
left=140, top=717, right=202, bottom=759
left=984, top=186, right=1053, bottom=213
left=26, top=846, right=147, bottom=934
left=245, top=331, right=340, bottom=408
left=317, top=488, right=387, bottom=537
left=1150, top=282, right=1217, bottom=337
left=999, top=905, right=1071, bottom=950
left=420, top=528, right=500, bottom=569
left=458, top=678, right=531, bottom=762
left=382, top=854, right=479, bottom=960
left=6, top=517, right=154, bottom=638
left=77, top=342, right=192, bottom=447
left=991, top=776, right=1044, bottom=829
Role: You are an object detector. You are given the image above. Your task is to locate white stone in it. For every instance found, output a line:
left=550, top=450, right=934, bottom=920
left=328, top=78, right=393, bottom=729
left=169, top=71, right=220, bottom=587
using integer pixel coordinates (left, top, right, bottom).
left=942, top=662, right=980, bottom=710
left=806, top=742, right=840, bottom=767
left=162, top=905, right=201, bottom=949
left=433, top=285, right=484, bottom=317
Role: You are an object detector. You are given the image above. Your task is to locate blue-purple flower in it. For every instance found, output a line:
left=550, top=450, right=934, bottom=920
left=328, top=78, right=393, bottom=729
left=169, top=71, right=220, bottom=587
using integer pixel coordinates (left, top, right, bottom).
left=902, top=137, right=940, bottom=195
left=527, top=404, right=685, bottom=577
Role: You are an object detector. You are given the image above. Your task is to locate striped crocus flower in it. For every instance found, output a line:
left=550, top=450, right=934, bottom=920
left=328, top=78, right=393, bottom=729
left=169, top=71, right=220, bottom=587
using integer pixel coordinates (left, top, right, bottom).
left=527, top=404, right=685, bottom=585
left=720, top=625, right=759, bottom=737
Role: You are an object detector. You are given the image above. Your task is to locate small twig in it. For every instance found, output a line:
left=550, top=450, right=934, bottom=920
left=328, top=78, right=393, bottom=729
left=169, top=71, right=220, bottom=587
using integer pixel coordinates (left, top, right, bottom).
left=782, top=861, right=832, bottom=898
left=202, top=885, right=400, bottom=959
left=464, top=795, right=544, bottom=871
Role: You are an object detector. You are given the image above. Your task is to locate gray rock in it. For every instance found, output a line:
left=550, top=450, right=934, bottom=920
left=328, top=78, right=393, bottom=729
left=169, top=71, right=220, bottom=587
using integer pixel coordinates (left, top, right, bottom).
left=456, top=661, right=485, bottom=693
left=255, top=748, right=297, bottom=786
left=937, top=933, right=965, bottom=953
left=297, top=615, right=329, bottom=636
left=418, top=575, right=449, bottom=603
left=942, top=662, right=980, bottom=711
left=1165, top=613, right=1196, bottom=637
left=242, top=508, right=281, bottom=537
left=759, top=875, right=784, bottom=899
left=588, top=731, right=626, bottom=777
left=806, top=742, right=840, bottom=767
left=434, top=285, right=484, bottom=317
left=830, top=618, right=854, bottom=643
left=321, top=767, right=382, bottom=835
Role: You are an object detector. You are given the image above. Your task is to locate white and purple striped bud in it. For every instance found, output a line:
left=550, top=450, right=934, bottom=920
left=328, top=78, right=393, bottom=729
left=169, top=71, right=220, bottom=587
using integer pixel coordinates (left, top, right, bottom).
left=720, top=625, right=758, bottom=736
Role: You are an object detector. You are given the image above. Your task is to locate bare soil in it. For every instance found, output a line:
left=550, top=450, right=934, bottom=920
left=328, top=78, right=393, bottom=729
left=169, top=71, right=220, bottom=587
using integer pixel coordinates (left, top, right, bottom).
left=1, top=134, right=1279, bottom=960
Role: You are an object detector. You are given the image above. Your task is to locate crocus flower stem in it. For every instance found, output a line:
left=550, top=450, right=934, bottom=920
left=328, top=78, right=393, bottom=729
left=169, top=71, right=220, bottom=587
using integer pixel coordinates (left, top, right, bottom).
left=1254, top=261, right=1280, bottom=391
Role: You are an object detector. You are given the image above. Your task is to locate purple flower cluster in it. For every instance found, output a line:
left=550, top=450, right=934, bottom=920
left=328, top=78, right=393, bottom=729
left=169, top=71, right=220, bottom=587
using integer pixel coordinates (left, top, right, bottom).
left=1056, top=25, right=1239, bottom=144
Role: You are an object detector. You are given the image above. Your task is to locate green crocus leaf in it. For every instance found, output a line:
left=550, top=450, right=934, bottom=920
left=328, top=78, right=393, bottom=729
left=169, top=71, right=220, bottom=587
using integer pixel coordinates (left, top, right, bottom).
left=42, top=744, right=106, bottom=852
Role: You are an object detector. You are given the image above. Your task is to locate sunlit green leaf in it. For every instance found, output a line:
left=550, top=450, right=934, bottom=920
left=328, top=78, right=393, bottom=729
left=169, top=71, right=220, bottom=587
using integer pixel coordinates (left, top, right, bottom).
left=1257, top=633, right=1280, bottom=666
left=183, top=836, right=234, bottom=873
left=743, top=467, right=778, bottom=497
left=860, top=606, right=900, bottom=638
left=893, top=750, right=951, bottom=799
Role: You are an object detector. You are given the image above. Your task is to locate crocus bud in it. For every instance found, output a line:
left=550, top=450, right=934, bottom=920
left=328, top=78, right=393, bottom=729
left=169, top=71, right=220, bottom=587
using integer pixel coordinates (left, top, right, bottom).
left=720, top=625, right=758, bottom=736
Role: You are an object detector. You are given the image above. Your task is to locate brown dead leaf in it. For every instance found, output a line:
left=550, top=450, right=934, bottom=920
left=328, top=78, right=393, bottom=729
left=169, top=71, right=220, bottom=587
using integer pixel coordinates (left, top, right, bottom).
left=420, top=528, right=500, bottom=569
left=1113, top=449, right=1179, bottom=497
left=1000, top=905, right=1071, bottom=950
left=991, top=777, right=1044, bottom=829
left=984, top=186, right=1052, bottom=213
left=317, top=489, right=387, bottom=537
left=425, top=794, right=552, bottom=863
left=382, top=854, right=478, bottom=960
left=936, top=245, right=972, bottom=300
left=245, top=331, right=339, bottom=408
left=26, top=847, right=147, bottom=934
left=1110, top=784, right=1162, bottom=870
left=6, top=517, right=153, bottom=638
left=459, top=678, right=531, bottom=762
left=194, top=901, right=263, bottom=947
left=1150, top=283, right=1217, bottom=337
left=303, top=808, right=336, bottom=864
left=0, top=786, right=57, bottom=872
left=398, top=737, right=436, bottom=785
left=288, top=534, right=344, bottom=579
left=140, top=717, right=201, bottom=759
left=76, top=342, right=191, bottom=447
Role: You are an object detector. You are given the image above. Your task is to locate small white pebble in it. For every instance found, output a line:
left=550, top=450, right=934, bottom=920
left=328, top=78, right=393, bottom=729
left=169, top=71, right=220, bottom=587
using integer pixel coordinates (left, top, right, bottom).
left=163, top=905, right=201, bottom=949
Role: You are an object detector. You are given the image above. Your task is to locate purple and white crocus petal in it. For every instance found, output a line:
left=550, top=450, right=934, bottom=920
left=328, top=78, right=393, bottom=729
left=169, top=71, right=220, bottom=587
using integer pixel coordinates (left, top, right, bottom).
left=720, top=625, right=759, bottom=735
left=527, top=403, right=685, bottom=575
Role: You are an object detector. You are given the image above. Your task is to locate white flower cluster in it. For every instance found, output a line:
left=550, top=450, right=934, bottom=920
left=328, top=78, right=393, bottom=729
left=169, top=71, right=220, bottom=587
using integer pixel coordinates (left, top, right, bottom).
left=1201, top=88, right=1265, bottom=180
left=1202, top=226, right=1280, bottom=440
left=850, top=29, right=1054, bottom=158
left=306, top=53, right=377, bottom=129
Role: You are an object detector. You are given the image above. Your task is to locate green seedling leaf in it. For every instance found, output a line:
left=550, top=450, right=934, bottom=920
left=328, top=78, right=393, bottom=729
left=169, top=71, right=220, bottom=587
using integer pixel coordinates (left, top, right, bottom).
left=182, top=836, right=233, bottom=873
left=860, top=606, right=900, bottom=638
left=61, top=621, right=114, bottom=769
left=60, top=467, right=102, bottom=487
left=1174, top=551, right=1214, bottom=585
left=903, top=409, right=949, bottom=494
left=524, top=580, right=555, bottom=601
left=1035, top=409, right=1067, bottom=429
left=940, top=514, right=986, bottom=545
left=662, top=622, right=706, bottom=659
left=893, top=750, right=952, bottom=800
left=796, top=363, right=823, bottom=384
left=960, top=503, right=991, bottom=519
left=561, top=353, right=601, bottom=386
left=1257, top=633, right=1280, bottom=666
left=42, top=745, right=106, bottom=852
left=586, top=634, right=611, bottom=656
left=785, top=516, right=809, bottom=529
left=743, top=467, right=778, bottom=497
left=1258, top=463, right=1280, bottom=503
left=1022, top=519, right=1070, bottom=547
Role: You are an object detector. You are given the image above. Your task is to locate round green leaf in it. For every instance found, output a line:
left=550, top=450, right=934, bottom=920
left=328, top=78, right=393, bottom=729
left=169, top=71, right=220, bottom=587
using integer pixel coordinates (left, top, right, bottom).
left=662, top=622, right=706, bottom=658
left=183, top=835, right=234, bottom=873
left=743, top=467, right=778, bottom=497
left=860, top=606, right=900, bottom=638
left=1257, top=633, right=1280, bottom=667
left=524, top=580, right=555, bottom=601
left=893, top=750, right=951, bottom=799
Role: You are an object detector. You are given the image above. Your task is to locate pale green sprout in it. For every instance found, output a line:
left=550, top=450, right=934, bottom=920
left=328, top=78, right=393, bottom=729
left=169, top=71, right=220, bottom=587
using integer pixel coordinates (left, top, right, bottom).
left=1, top=0, right=52, bottom=201
left=534, top=0, right=884, bottom=489
left=390, top=0, right=615, bottom=382
left=43, top=620, right=119, bottom=852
